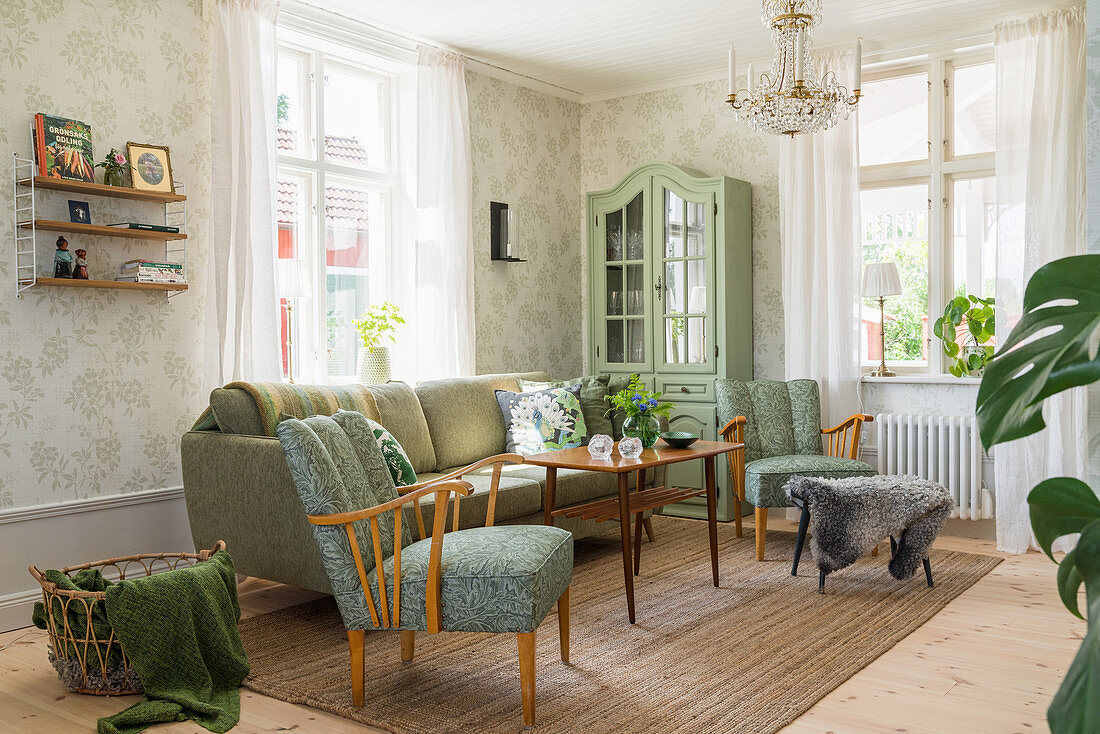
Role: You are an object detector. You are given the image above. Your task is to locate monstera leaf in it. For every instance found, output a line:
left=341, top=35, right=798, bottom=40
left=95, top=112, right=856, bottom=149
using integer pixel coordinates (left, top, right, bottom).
left=976, top=255, right=1100, bottom=450
left=1046, top=519, right=1100, bottom=734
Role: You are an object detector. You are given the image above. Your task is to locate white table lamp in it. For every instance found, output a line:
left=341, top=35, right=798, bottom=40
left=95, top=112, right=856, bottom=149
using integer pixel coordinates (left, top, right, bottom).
left=862, top=262, right=902, bottom=378
left=277, top=259, right=311, bottom=383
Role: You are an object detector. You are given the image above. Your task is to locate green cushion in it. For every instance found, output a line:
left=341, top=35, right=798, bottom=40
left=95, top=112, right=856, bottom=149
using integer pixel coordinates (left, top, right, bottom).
left=365, top=417, right=417, bottom=486
left=415, top=372, right=551, bottom=471
left=369, top=525, right=573, bottom=633
left=519, top=374, right=613, bottom=438
left=276, top=411, right=411, bottom=631
left=744, top=454, right=876, bottom=508
left=495, top=384, right=589, bottom=455
left=367, top=381, right=437, bottom=475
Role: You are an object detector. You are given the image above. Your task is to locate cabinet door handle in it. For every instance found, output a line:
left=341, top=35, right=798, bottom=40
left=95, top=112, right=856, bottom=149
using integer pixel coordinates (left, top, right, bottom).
left=680, top=386, right=689, bottom=394
left=654, top=275, right=662, bottom=300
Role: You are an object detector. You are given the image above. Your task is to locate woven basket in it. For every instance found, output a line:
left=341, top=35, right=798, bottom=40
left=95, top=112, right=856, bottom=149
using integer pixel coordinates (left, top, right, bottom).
left=28, top=540, right=226, bottom=696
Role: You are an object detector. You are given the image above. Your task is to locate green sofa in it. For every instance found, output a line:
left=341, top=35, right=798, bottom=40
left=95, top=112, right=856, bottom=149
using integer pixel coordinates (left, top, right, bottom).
left=181, top=372, right=662, bottom=594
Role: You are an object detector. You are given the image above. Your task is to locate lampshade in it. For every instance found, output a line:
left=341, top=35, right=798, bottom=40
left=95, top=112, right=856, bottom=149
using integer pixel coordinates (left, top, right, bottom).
left=277, top=258, right=311, bottom=300
left=862, top=262, right=902, bottom=298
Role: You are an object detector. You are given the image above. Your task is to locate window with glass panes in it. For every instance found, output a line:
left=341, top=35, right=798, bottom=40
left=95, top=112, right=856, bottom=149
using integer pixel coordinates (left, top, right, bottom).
left=858, top=55, right=995, bottom=374
left=275, top=22, right=410, bottom=382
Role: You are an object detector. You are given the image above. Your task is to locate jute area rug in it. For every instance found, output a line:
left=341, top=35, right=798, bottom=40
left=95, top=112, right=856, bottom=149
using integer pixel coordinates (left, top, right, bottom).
left=239, top=516, right=1001, bottom=734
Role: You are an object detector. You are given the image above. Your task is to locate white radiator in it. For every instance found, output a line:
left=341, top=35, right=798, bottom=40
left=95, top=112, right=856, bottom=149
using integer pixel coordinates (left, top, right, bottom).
left=873, top=413, right=993, bottom=520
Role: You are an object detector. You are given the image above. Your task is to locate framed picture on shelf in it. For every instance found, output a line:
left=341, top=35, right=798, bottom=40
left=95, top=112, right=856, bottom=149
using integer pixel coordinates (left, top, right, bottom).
left=126, top=142, right=174, bottom=194
left=67, top=200, right=90, bottom=224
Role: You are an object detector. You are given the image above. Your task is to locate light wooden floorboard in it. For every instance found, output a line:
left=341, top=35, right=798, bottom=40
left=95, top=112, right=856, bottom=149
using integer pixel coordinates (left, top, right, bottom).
left=1, top=518, right=1079, bottom=734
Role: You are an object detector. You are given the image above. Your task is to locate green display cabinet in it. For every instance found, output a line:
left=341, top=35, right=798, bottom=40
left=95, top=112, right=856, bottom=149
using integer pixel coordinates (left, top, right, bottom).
left=586, top=161, right=753, bottom=521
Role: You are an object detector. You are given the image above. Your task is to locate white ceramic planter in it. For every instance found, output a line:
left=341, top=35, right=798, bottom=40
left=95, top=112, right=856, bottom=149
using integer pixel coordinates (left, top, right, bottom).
left=357, top=346, right=391, bottom=385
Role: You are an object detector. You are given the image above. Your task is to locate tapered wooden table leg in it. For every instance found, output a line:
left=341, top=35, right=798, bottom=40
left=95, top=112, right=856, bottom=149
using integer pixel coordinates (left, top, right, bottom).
left=617, top=471, right=636, bottom=623
left=633, top=468, right=647, bottom=575
left=543, top=467, right=557, bottom=526
left=704, top=456, right=719, bottom=587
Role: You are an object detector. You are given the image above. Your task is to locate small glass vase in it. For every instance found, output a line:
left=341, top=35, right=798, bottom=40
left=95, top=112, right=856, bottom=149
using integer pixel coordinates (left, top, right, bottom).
left=103, top=168, right=124, bottom=187
left=622, top=413, right=661, bottom=449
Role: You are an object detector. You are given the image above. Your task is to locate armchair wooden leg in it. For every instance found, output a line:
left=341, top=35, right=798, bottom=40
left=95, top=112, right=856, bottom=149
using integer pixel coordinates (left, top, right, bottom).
left=518, top=631, right=536, bottom=728
left=400, top=630, right=415, bottom=662
left=754, top=507, right=768, bottom=561
left=557, top=586, right=570, bottom=664
left=733, top=494, right=742, bottom=538
left=871, top=545, right=879, bottom=557
left=642, top=517, right=656, bottom=542
left=348, top=629, right=365, bottom=707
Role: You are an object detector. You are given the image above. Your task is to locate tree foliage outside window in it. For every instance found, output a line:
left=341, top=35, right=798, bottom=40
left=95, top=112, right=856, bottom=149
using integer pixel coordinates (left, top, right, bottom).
left=862, top=209, right=929, bottom=362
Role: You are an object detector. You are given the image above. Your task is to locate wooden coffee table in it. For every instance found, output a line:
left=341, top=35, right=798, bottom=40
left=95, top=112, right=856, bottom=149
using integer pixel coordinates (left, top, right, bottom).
left=524, top=439, right=745, bottom=624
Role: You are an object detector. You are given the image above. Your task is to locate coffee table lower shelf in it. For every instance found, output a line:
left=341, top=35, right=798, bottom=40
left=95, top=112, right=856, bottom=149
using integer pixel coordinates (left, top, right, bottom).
left=551, top=485, right=705, bottom=524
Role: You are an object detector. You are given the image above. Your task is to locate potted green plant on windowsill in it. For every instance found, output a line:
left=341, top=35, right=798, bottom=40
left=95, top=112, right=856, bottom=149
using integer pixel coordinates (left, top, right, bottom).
left=605, top=375, right=674, bottom=448
left=933, top=294, right=995, bottom=377
left=353, top=302, right=405, bottom=385
left=977, top=254, right=1100, bottom=734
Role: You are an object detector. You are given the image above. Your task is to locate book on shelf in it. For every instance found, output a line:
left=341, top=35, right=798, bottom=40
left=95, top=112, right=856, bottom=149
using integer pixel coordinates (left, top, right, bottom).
left=121, top=259, right=183, bottom=270
left=121, top=267, right=185, bottom=277
left=33, top=114, right=94, bottom=182
left=108, top=223, right=180, bottom=233
left=116, top=275, right=187, bottom=284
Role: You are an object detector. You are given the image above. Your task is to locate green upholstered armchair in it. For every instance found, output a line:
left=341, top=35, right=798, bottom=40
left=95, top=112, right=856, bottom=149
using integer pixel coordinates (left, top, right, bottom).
left=716, top=379, right=875, bottom=561
left=276, top=410, right=573, bottom=727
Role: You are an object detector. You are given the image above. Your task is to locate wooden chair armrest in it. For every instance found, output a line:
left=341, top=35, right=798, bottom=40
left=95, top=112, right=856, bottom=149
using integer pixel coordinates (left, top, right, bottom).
left=719, top=416, right=747, bottom=441
left=306, top=480, right=474, bottom=526
left=821, top=413, right=874, bottom=435
left=821, top=414, right=873, bottom=460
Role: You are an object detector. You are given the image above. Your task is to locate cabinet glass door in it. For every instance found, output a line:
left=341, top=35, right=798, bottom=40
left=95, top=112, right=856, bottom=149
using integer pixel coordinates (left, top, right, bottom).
left=656, top=180, right=715, bottom=373
left=597, top=190, right=649, bottom=370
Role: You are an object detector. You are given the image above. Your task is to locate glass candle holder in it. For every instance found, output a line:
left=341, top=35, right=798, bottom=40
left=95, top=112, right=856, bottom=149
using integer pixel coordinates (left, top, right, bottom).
left=618, top=436, right=643, bottom=459
left=587, top=434, right=613, bottom=460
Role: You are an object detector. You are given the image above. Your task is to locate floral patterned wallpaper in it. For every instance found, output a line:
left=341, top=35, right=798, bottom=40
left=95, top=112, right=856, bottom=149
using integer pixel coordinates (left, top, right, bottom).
left=0, top=0, right=210, bottom=509
left=467, top=72, right=585, bottom=377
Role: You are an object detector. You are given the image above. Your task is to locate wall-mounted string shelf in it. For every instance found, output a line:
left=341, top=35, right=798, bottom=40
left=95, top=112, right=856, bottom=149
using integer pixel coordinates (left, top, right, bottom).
left=12, top=136, right=188, bottom=300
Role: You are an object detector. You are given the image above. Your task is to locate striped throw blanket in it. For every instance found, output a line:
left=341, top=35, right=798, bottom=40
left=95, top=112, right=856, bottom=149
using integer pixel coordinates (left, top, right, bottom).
left=191, top=382, right=380, bottom=436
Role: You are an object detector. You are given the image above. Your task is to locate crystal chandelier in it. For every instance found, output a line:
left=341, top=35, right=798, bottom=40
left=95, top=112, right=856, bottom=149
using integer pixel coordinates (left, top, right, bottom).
left=726, top=0, right=861, bottom=137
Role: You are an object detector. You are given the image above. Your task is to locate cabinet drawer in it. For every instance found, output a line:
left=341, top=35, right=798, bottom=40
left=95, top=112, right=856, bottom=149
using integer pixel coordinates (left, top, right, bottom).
left=659, top=378, right=713, bottom=402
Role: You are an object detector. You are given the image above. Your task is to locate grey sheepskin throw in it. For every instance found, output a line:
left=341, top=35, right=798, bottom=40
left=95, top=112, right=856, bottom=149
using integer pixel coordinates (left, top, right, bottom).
left=785, top=474, right=954, bottom=580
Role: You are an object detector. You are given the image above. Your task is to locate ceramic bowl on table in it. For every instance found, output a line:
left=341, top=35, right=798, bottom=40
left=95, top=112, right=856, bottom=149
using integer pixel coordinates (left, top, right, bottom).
left=660, top=431, right=700, bottom=449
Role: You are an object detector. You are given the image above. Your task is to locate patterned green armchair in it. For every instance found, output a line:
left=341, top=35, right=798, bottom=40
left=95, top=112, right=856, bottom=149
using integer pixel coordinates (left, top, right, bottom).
left=716, top=379, right=875, bottom=561
left=276, top=410, right=573, bottom=727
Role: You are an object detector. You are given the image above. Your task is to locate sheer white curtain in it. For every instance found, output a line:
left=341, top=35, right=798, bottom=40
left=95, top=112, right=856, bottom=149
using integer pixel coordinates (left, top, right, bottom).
left=994, top=7, right=1088, bottom=554
left=394, top=47, right=475, bottom=382
left=779, top=50, right=861, bottom=428
left=204, top=0, right=281, bottom=390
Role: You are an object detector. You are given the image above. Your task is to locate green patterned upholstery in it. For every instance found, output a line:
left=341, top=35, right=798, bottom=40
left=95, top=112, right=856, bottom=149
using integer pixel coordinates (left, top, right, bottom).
left=717, top=378, right=874, bottom=509
left=369, top=526, right=572, bottom=632
left=745, top=454, right=876, bottom=508
left=276, top=410, right=572, bottom=634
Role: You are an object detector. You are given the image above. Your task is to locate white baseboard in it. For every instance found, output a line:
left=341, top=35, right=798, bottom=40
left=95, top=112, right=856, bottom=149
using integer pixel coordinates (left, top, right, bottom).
left=0, top=488, right=194, bottom=633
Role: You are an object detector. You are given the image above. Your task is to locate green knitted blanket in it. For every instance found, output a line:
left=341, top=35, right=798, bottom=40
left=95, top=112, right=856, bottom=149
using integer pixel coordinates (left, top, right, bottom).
left=97, top=550, right=249, bottom=734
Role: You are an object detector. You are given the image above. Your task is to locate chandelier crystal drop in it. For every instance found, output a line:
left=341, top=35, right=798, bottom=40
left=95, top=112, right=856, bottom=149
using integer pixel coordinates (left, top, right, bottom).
left=726, top=0, right=861, bottom=137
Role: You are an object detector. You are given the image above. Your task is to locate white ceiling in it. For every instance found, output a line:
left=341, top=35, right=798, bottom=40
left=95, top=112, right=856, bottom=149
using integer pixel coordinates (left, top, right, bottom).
left=305, top=0, right=1074, bottom=99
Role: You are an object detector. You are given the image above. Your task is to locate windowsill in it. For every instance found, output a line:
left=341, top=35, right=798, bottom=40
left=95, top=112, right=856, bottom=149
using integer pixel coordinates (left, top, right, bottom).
left=861, top=374, right=982, bottom=386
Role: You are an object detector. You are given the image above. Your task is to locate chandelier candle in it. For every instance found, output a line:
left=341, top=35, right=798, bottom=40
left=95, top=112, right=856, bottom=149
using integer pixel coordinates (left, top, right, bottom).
left=726, top=0, right=862, bottom=137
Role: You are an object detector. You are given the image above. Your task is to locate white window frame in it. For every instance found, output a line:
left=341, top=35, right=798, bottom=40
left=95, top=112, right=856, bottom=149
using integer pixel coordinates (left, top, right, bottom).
left=858, top=49, right=995, bottom=375
left=275, top=11, right=416, bottom=383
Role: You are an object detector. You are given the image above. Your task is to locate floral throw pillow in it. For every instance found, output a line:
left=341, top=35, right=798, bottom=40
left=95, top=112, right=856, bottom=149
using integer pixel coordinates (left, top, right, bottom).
left=365, top=417, right=417, bottom=487
left=495, top=385, right=589, bottom=455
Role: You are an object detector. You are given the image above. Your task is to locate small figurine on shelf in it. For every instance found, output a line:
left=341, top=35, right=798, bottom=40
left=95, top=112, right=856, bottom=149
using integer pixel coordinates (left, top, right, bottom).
left=72, top=249, right=89, bottom=279
left=95, top=148, right=127, bottom=187
left=54, top=236, right=73, bottom=278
